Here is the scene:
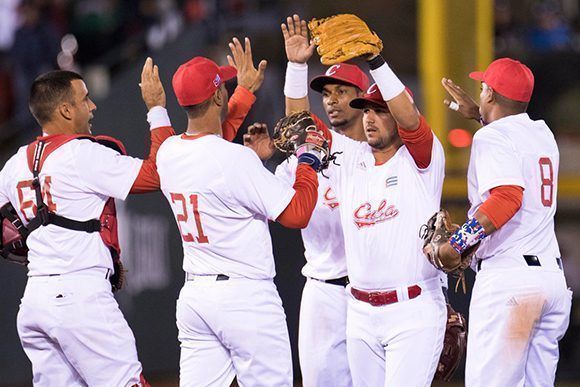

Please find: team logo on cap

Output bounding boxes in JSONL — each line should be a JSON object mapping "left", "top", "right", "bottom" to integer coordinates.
{"left": 213, "top": 74, "right": 221, "bottom": 87}
{"left": 367, "top": 84, "right": 379, "bottom": 94}
{"left": 326, "top": 64, "right": 341, "bottom": 76}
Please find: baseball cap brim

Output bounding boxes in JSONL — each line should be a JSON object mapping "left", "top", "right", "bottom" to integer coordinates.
{"left": 219, "top": 65, "right": 237, "bottom": 82}
{"left": 349, "top": 97, "right": 388, "bottom": 110}
{"left": 310, "top": 75, "right": 362, "bottom": 93}
{"left": 469, "top": 71, "right": 485, "bottom": 81}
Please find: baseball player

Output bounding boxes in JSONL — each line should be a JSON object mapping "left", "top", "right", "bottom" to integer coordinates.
{"left": 276, "top": 20, "right": 447, "bottom": 387}
{"left": 438, "top": 58, "right": 572, "bottom": 387}
{"left": 244, "top": 18, "right": 369, "bottom": 385}
{"left": 0, "top": 58, "right": 172, "bottom": 386}
{"left": 155, "top": 41, "right": 323, "bottom": 385}
{"left": 273, "top": 16, "right": 369, "bottom": 386}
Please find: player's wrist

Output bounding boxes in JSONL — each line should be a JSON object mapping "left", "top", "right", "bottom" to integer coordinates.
{"left": 147, "top": 106, "right": 171, "bottom": 130}
{"left": 449, "top": 217, "right": 487, "bottom": 255}
{"left": 284, "top": 62, "right": 308, "bottom": 99}
{"left": 369, "top": 59, "right": 405, "bottom": 101}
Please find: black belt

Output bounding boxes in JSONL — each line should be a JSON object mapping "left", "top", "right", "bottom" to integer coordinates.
{"left": 477, "top": 256, "right": 563, "bottom": 271}
{"left": 310, "top": 275, "right": 349, "bottom": 287}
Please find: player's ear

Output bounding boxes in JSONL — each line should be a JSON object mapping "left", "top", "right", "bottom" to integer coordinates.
{"left": 213, "top": 87, "right": 224, "bottom": 108}
{"left": 58, "top": 102, "right": 74, "bottom": 121}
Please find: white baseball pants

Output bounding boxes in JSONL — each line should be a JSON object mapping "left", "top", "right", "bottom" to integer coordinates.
{"left": 466, "top": 267, "right": 572, "bottom": 387}
{"left": 176, "top": 276, "right": 293, "bottom": 387}
{"left": 345, "top": 277, "right": 446, "bottom": 387}
{"left": 298, "top": 278, "right": 352, "bottom": 387}
{"left": 17, "top": 269, "right": 143, "bottom": 387}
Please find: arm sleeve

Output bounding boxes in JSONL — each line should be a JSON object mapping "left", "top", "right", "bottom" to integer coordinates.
{"left": 398, "top": 115, "right": 434, "bottom": 169}
{"left": 222, "top": 86, "right": 256, "bottom": 142}
{"left": 477, "top": 185, "right": 524, "bottom": 229}
{"left": 472, "top": 129, "right": 525, "bottom": 196}
{"left": 276, "top": 164, "right": 318, "bottom": 229}
{"left": 130, "top": 126, "right": 175, "bottom": 193}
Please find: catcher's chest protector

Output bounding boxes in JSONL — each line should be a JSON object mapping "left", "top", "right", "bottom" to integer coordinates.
{"left": 24, "top": 134, "right": 123, "bottom": 264}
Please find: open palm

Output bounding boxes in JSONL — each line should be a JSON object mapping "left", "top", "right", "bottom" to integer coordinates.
{"left": 282, "top": 14, "right": 315, "bottom": 64}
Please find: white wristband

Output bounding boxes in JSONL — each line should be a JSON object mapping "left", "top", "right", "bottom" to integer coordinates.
{"left": 147, "top": 106, "right": 171, "bottom": 130}
{"left": 369, "top": 62, "right": 405, "bottom": 101}
{"left": 284, "top": 62, "right": 308, "bottom": 99}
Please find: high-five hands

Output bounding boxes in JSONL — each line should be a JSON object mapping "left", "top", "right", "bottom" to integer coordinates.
{"left": 140, "top": 57, "right": 166, "bottom": 110}
{"left": 281, "top": 14, "right": 315, "bottom": 64}
{"left": 441, "top": 78, "right": 481, "bottom": 122}
{"left": 227, "top": 37, "right": 267, "bottom": 93}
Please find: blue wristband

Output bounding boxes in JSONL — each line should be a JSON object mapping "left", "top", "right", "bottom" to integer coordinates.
{"left": 298, "top": 153, "right": 321, "bottom": 172}
{"left": 449, "top": 217, "right": 487, "bottom": 255}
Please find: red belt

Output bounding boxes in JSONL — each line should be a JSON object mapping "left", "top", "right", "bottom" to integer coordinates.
{"left": 351, "top": 285, "right": 422, "bottom": 306}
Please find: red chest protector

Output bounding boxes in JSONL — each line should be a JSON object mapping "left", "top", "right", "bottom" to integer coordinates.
{"left": 21, "top": 134, "right": 127, "bottom": 291}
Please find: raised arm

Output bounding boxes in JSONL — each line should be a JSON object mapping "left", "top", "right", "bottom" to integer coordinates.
{"left": 131, "top": 57, "right": 175, "bottom": 193}
{"left": 282, "top": 14, "right": 316, "bottom": 115}
{"left": 222, "top": 37, "right": 267, "bottom": 141}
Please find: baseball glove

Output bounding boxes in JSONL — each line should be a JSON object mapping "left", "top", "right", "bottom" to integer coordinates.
{"left": 308, "top": 14, "right": 383, "bottom": 65}
{"left": 273, "top": 111, "right": 331, "bottom": 173}
{"left": 421, "top": 209, "right": 477, "bottom": 292}
{"left": 435, "top": 304, "right": 468, "bottom": 381}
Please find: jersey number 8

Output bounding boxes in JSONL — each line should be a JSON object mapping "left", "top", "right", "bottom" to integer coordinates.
{"left": 538, "top": 157, "right": 553, "bottom": 207}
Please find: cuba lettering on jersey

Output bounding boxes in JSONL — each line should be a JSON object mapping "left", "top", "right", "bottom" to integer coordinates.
{"left": 275, "top": 154, "right": 347, "bottom": 280}
{"left": 327, "top": 129, "right": 445, "bottom": 290}
{"left": 0, "top": 140, "right": 142, "bottom": 275}
{"left": 156, "top": 133, "right": 295, "bottom": 279}
{"left": 468, "top": 113, "right": 560, "bottom": 268}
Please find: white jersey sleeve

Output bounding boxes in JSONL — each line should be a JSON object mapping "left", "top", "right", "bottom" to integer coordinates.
{"left": 471, "top": 129, "right": 525, "bottom": 196}
{"left": 0, "top": 165, "right": 9, "bottom": 207}
{"left": 72, "top": 140, "right": 143, "bottom": 200}
{"left": 224, "top": 146, "right": 295, "bottom": 221}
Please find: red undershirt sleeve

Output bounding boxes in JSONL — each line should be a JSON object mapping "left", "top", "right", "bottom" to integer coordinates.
{"left": 478, "top": 185, "right": 524, "bottom": 229}
{"left": 398, "top": 115, "right": 433, "bottom": 169}
{"left": 130, "top": 126, "right": 175, "bottom": 193}
{"left": 276, "top": 164, "right": 318, "bottom": 228}
{"left": 222, "top": 86, "right": 256, "bottom": 142}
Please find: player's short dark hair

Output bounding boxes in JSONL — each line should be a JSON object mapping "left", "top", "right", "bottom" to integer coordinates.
{"left": 29, "top": 70, "right": 84, "bottom": 125}
{"left": 493, "top": 91, "right": 528, "bottom": 114}
{"left": 183, "top": 98, "right": 213, "bottom": 119}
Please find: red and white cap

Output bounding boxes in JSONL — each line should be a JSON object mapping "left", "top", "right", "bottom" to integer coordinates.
{"left": 469, "top": 58, "right": 534, "bottom": 103}
{"left": 349, "top": 83, "right": 413, "bottom": 110}
{"left": 172, "top": 57, "right": 237, "bottom": 106}
{"left": 310, "top": 63, "right": 370, "bottom": 93}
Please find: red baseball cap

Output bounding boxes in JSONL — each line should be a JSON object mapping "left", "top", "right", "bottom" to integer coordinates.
{"left": 172, "top": 57, "right": 237, "bottom": 106}
{"left": 310, "top": 63, "right": 370, "bottom": 93}
{"left": 349, "top": 83, "right": 413, "bottom": 110}
{"left": 469, "top": 58, "right": 534, "bottom": 103}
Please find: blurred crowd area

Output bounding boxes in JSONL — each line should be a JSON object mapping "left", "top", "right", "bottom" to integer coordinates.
{"left": 0, "top": 0, "right": 281, "bottom": 147}
{"left": 1, "top": 0, "right": 580, "bottom": 147}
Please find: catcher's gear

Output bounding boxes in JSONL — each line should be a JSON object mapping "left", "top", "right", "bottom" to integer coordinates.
{"left": 273, "top": 111, "right": 331, "bottom": 173}
{"left": 308, "top": 14, "right": 383, "bottom": 65}
{"left": 435, "top": 304, "right": 468, "bottom": 381}
{"left": 22, "top": 135, "right": 128, "bottom": 291}
{"left": 421, "top": 209, "right": 478, "bottom": 292}
{"left": 0, "top": 203, "right": 29, "bottom": 265}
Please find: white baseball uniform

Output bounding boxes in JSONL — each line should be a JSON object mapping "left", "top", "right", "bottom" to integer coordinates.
{"left": 0, "top": 138, "right": 144, "bottom": 386}
{"left": 276, "top": 154, "right": 352, "bottom": 387}
{"left": 465, "top": 113, "right": 572, "bottom": 387}
{"left": 157, "top": 133, "right": 297, "bottom": 386}
{"left": 320, "top": 116, "right": 447, "bottom": 387}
